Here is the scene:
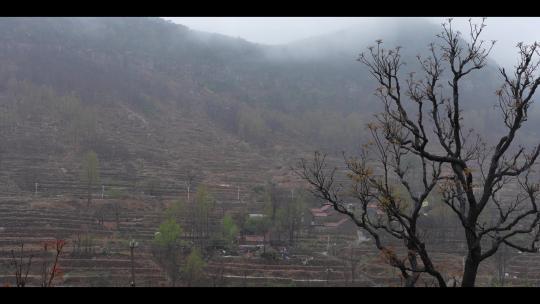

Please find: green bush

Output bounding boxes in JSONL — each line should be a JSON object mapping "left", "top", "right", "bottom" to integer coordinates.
{"left": 260, "top": 248, "right": 280, "bottom": 261}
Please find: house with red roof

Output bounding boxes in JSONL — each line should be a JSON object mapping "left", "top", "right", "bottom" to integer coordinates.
{"left": 309, "top": 202, "right": 357, "bottom": 234}
{"left": 310, "top": 203, "right": 334, "bottom": 226}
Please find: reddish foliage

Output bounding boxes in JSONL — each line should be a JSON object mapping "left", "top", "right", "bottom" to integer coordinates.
{"left": 42, "top": 239, "right": 66, "bottom": 287}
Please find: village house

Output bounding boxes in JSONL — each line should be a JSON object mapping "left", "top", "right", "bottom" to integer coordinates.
{"left": 309, "top": 203, "right": 357, "bottom": 234}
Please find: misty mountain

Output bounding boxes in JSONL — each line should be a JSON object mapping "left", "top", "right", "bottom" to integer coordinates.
{"left": 0, "top": 17, "right": 524, "bottom": 196}
{"left": 263, "top": 17, "right": 501, "bottom": 107}
{"left": 265, "top": 18, "right": 441, "bottom": 61}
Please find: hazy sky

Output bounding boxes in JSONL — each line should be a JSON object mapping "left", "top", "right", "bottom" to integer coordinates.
{"left": 163, "top": 17, "right": 540, "bottom": 68}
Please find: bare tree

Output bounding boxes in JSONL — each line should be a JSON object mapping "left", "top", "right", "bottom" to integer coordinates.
{"left": 10, "top": 243, "right": 33, "bottom": 287}
{"left": 49, "top": 241, "right": 65, "bottom": 286}
{"left": 299, "top": 150, "right": 446, "bottom": 287}
{"left": 40, "top": 239, "right": 66, "bottom": 287}
{"left": 493, "top": 243, "right": 508, "bottom": 286}
{"left": 347, "top": 243, "right": 360, "bottom": 285}
{"left": 298, "top": 18, "right": 540, "bottom": 287}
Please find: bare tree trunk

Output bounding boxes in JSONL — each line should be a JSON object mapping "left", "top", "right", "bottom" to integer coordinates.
{"left": 404, "top": 276, "right": 419, "bottom": 287}
{"left": 462, "top": 256, "right": 480, "bottom": 287}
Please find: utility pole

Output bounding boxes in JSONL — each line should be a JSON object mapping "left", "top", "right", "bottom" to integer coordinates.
{"left": 129, "top": 239, "right": 138, "bottom": 287}
{"left": 185, "top": 169, "right": 196, "bottom": 203}
{"left": 326, "top": 235, "right": 330, "bottom": 254}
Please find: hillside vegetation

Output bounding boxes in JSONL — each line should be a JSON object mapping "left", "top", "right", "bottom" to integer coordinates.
{"left": 0, "top": 17, "right": 524, "bottom": 196}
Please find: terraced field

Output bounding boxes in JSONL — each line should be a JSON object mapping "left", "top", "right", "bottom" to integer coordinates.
{"left": 0, "top": 197, "right": 169, "bottom": 286}
{"left": 0, "top": 191, "right": 534, "bottom": 287}
{"left": 0, "top": 195, "right": 387, "bottom": 287}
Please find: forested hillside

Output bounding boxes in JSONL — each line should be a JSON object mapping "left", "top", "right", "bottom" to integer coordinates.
{"left": 0, "top": 17, "right": 521, "bottom": 196}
